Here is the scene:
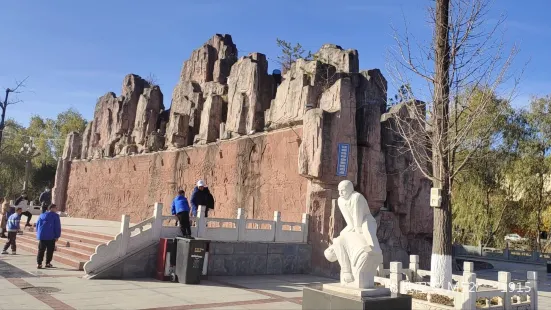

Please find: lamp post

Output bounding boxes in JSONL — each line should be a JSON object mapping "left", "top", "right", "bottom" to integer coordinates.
{"left": 19, "top": 138, "right": 39, "bottom": 192}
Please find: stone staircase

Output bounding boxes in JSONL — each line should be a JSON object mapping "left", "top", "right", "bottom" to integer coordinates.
{"left": 16, "top": 227, "right": 114, "bottom": 270}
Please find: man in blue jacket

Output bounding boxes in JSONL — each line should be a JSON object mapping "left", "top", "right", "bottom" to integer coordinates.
{"left": 36, "top": 204, "right": 61, "bottom": 269}
{"left": 171, "top": 190, "right": 192, "bottom": 238}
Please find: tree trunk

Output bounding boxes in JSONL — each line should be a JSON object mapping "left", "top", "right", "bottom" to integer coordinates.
{"left": 0, "top": 89, "right": 9, "bottom": 150}
{"left": 430, "top": 0, "right": 453, "bottom": 289}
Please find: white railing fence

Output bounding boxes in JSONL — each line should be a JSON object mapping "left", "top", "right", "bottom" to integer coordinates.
{"left": 161, "top": 206, "right": 309, "bottom": 243}
{"left": 374, "top": 255, "right": 538, "bottom": 310}
{"left": 84, "top": 204, "right": 309, "bottom": 275}
{"left": 84, "top": 203, "right": 163, "bottom": 275}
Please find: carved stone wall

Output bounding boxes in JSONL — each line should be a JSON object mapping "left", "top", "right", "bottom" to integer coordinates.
{"left": 65, "top": 128, "right": 306, "bottom": 222}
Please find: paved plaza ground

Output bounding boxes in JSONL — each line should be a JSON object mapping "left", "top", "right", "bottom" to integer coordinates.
{"left": 1, "top": 249, "right": 551, "bottom": 309}
{"left": 0, "top": 249, "right": 330, "bottom": 309}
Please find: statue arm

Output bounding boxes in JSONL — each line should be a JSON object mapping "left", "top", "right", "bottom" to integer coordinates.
{"left": 353, "top": 195, "right": 365, "bottom": 229}
{"left": 338, "top": 198, "right": 355, "bottom": 232}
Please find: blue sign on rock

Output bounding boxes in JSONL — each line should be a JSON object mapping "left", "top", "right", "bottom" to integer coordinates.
{"left": 336, "top": 143, "right": 350, "bottom": 177}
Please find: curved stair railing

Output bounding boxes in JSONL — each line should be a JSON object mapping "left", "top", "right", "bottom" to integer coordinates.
{"left": 83, "top": 203, "right": 163, "bottom": 275}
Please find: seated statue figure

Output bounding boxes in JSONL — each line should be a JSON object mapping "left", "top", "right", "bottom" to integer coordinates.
{"left": 324, "top": 180, "right": 383, "bottom": 289}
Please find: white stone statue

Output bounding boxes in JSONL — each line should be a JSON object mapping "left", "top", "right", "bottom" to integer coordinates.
{"left": 324, "top": 180, "right": 383, "bottom": 290}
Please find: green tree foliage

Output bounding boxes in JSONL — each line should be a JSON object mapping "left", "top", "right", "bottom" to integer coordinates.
{"left": 51, "top": 109, "right": 87, "bottom": 159}
{"left": 0, "top": 109, "right": 87, "bottom": 200}
{"left": 0, "top": 120, "right": 27, "bottom": 198}
{"left": 452, "top": 95, "right": 551, "bottom": 251}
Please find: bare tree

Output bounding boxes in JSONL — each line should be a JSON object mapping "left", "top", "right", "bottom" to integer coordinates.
{"left": 0, "top": 77, "right": 28, "bottom": 150}
{"left": 145, "top": 73, "right": 159, "bottom": 87}
{"left": 387, "top": 0, "right": 519, "bottom": 288}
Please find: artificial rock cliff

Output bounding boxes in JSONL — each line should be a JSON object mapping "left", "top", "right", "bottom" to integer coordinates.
{"left": 54, "top": 34, "right": 433, "bottom": 274}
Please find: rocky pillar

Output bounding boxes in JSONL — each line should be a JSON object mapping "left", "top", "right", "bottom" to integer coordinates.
{"left": 355, "top": 69, "right": 387, "bottom": 212}
{"left": 52, "top": 132, "right": 82, "bottom": 212}
{"left": 298, "top": 77, "right": 358, "bottom": 278}
{"left": 226, "top": 53, "right": 273, "bottom": 136}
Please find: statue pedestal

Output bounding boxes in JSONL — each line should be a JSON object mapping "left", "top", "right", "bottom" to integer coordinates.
{"left": 323, "top": 283, "right": 390, "bottom": 297}
{"left": 302, "top": 284, "right": 412, "bottom": 310}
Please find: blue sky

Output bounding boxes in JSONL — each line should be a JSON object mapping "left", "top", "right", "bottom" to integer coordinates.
{"left": 0, "top": 0, "right": 549, "bottom": 126}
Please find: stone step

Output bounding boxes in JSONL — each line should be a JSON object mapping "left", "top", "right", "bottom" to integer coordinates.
{"left": 18, "top": 231, "right": 99, "bottom": 254}
{"left": 57, "top": 232, "right": 110, "bottom": 247}
{"left": 57, "top": 239, "right": 97, "bottom": 254}
{"left": 17, "top": 235, "right": 93, "bottom": 261}
{"left": 16, "top": 241, "right": 85, "bottom": 270}
{"left": 62, "top": 228, "right": 115, "bottom": 241}
{"left": 23, "top": 226, "right": 115, "bottom": 242}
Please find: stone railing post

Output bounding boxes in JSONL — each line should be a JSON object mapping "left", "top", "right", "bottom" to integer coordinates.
{"left": 273, "top": 211, "right": 281, "bottom": 242}
{"left": 409, "top": 255, "right": 419, "bottom": 282}
{"left": 527, "top": 271, "right": 538, "bottom": 310}
{"left": 152, "top": 203, "right": 163, "bottom": 241}
{"left": 504, "top": 243, "right": 510, "bottom": 260}
{"left": 196, "top": 205, "right": 207, "bottom": 238}
{"left": 532, "top": 250, "right": 540, "bottom": 262}
{"left": 498, "top": 271, "right": 512, "bottom": 309}
{"left": 377, "top": 263, "right": 385, "bottom": 277}
{"left": 301, "top": 213, "right": 309, "bottom": 243}
{"left": 389, "top": 262, "right": 402, "bottom": 295}
{"left": 459, "top": 272, "right": 477, "bottom": 310}
{"left": 463, "top": 261, "right": 474, "bottom": 278}
{"left": 236, "top": 208, "right": 245, "bottom": 241}
{"left": 118, "top": 214, "right": 130, "bottom": 258}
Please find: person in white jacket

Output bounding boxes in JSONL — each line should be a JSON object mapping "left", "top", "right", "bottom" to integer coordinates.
{"left": 14, "top": 193, "right": 33, "bottom": 228}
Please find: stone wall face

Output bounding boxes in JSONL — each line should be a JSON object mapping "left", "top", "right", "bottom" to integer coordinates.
{"left": 64, "top": 128, "right": 306, "bottom": 222}
{"left": 208, "top": 242, "right": 311, "bottom": 276}
{"left": 93, "top": 241, "right": 311, "bottom": 279}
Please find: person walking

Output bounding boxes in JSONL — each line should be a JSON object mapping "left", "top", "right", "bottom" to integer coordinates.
{"left": 14, "top": 192, "right": 33, "bottom": 228}
{"left": 2, "top": 207, "right": 22, "bottom": 255}
{"left": 36, "top": 204, "right": 61, "bottom": 269}
{"left": 171, "top": 190, "right": 192, "bottom": 238}
{"left": 1, "top": 198, "right": 10, "bottom": 238}
{"left": 39, "top": 188, "right": 52, "bottom": 214}
{"left": 190, "top": 180, "right": 215, "bottom": 218}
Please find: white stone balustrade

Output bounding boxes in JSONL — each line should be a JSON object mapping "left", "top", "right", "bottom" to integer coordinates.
{"left": 85, "top": 203, "right": 309, "bottom": 276}
{"left": 162, "top": 206, "right": 309, "bottom": 243}
{"left": 84, "top": 203, "right": 164, "bottom": 276}
{"left": 373, "top": 254, "right": 538, "bottom": 310}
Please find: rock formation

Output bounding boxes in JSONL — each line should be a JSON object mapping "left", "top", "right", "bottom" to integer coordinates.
{"left": 80, "top": 74, "right": 165, "bottom": 159}
{"left": 166, "top": 34, "right": 237, "bottom": 148}
{"left": 56, "top": 34, "right": 433, "bottom": 275}
{"left": 225, "top": 53, "right": 273, "bottom": 137}
{"left": 53, "top": 132, "right": 82, "bottom": 212}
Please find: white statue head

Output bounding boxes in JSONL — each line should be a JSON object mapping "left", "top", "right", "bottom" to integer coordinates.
{"left": 338, "top": 180, "right": 354, "bottom": 200}
{"left": 324, "top": 245, "right": 337, "bottom": 262}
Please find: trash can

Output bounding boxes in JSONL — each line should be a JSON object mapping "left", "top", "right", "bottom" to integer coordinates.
{"left": 175, "top": 237, "right": 210, "bottom": 284}
{"left": 155, "top": 238, "right": 177, "bottom": 281}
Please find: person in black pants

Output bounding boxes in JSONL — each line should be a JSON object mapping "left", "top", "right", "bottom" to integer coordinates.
{"left": 15, "top": 193, "right": 33, "bottom": 228}
{"left": 171, "top": 190, "right": 192, "bottom": 238}
{"left": 39, "top": 188, "right": 52, "bottom": 214}
{"left": 35, "top": 204, "right": 61, "bottom": 269}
